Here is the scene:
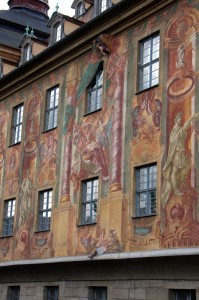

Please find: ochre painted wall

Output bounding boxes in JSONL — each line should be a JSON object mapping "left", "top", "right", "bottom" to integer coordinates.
{"left": 0, "top": 0, "right": 199, "bottom": 262}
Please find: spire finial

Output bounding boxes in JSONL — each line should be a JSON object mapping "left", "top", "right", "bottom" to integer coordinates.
{"left": 55, "top": 3, "right": 59, "bottom": 12}
{"left": 25, "top": 25, "right": 30, "bottom": 35}
{"left": 30, "top": 28, "right": 34, "bottom": 37}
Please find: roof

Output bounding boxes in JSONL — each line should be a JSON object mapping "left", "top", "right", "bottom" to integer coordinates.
{"left": 0, "top": 8, "right": 50, "bottom": 48}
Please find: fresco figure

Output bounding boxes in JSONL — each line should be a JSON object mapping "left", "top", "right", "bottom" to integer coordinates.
{"left": 161, "top": 112, "right": 199, "bottom": 208}
{"left": 176, "top": 43, "right": 186, "bottom": 69}
{"left": 18, "top": 169, "right": 32, "bottom": 228}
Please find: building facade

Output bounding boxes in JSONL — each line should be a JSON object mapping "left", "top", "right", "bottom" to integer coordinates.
{"left": 0, "top": 0, "right": 199, "bottom": 299}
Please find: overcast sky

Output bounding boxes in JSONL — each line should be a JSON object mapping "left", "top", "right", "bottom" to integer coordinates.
{"left": 0, "top": 0, "right": 74, "bottom": 17}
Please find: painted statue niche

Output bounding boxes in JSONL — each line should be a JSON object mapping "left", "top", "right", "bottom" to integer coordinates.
{"left": 161, "top": 111, "right": 199, "bottom": 247}
{"left": 5, "top": 149, "right": 19, "bottom": 195}
{"left": 38, "top": 131, "right": 58, "bottom": 184}
{"left": 70, "top": 107, "right": 113, "bottom": 194}
{"left": 13, "top": 169, "right": 34, "bottom": 260}
{"left": 132, "top": 90, "right": 162, "bottom": 144}
{"left": 0, "top": 105, "right": 9, "bottom": 193}
{"left": 24, "top": 91, "right": 41, "bottom": 158}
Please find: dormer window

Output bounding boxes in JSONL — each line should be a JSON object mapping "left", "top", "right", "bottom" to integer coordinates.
{"left": 55, "top": 23, "right": 61, "bottom": 42}
{"left": 77, "top": 2, "right": 84, "bottom": 17}
{"left": 95, "top": 0, "right": 112, "bottom": 16}
{"left": 24, "top": 44, "right": 31, "bottom": 62}
{"left": 99, "top": 0, "right": 107, "bottom": 13}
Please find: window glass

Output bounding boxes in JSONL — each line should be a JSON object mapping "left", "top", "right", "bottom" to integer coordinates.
{"left": 12, "top": 104, "right": 24, "bottom": 144}
{"left": 2, "top": 199, "right": 15, "bottom": 236}
{"left": 82, "top": 178, "right": 98, "bottom": 224}
{"left": 169, "top": 290, "right": 196, "bottom": 300}
{"left": 139, "top": 34, "right": 160, "bottom": 91}
{"left": 45, "top": 86, "right": 59, "bottom": 131}
{"left": 88, "top": 287, "right": 107, "bottom": 300}
{"left": 55, "top": 24, "right": 61, "bottom": 42}
{"left": 45, "top": 287, "right": 59, "bottom": 300}
{"left": 7, "top": 286, "right": 20, "bottom": 300}
{"left": 38, "top": 189, "right": 52, "bottom": 231}
{"left": 86, "top": 63, "right": 103, "bottom": 114}
{"left": 136, "top": 164, "right": 157, "bottom": 217}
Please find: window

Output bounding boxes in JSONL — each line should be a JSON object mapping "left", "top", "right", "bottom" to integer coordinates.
{"left": 169, "top": 289, "right": 196, "bottom": 300}
{"left": 38, "top": 189, "right": 52, "bottom": 231}
{"left": 44, "top": 287, "right": 59, "bottom": 300}
{"left": 86, "top": 63, "right": 103, "bottom": 114}
{"left": 24, "top": 43, "right": 31, "bottom": 62}
{"left": 11, "top": 104, "right": 24, "bottom": 144}
{"left": 45, "top": 86, "right": 59, "bottom": 131}
{"left": 99, "top": 0, "right": 108, "bottom": 12}
{"left": 7, "top": 286, "right": 20, "bottom": 300}
{"left": 2, "top": 199, "right": 15, "bottom": 237}
{"left": 139, "top": 33, "right": 160, "bottom": 91}
{"left": 88, "top": 287, "right": 107, "bottom": 300}
{"left": 82, "top": 178, "right": 98, "bottom": 225}
{"left": 135, "top": 164, "right": 157, "bottom": 217}
{"left": 77, "top": 2, "right": 84, "bottom": 17}
{"left": 55, "top": 23, "right": 61, "bottom": 42}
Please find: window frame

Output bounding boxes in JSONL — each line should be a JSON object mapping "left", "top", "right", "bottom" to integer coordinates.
{"left": 2, "top": 199, "right": 16, "bottom": 237}
{"left": 38, "top": 189, "right": 53, "bottom": 232}
{"left": 11, "top": 103, "right": 24, "bottom": 145}
{"left": 135, "top": 164, "right": 157, "bottom": 217}
{"left": 88, "top": 287, "right": 107, "bottom": 300}
{"left": 7, "top": 286, "right": 20, "bottom": 300}
{"left": 138, "top": 32, "right": 160, "bottom": 92}
{"left": 81, "top": 178, "right": 99, "bottom": 225}
{"left": 86, "top": 62, "right": 103, "bottom": 115}
{"left": 44, "top": 85, "right": 59, "bottom": 132}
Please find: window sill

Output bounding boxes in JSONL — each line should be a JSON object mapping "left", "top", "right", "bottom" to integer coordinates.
{"left": 34, "top": 229, "right": 51, "bottom": 233}
{"left": 77, "top": 222, "right": 97, "bottom": 227}
{"left": 135, "top": 84, "right": 159, "bottom": 95}
{"left": 0, "top": 234, "right": 13, "bottom": 239}
{"left": 132, "top": 214, "right": 157, "bottom": 219}
{"left": 9, "top": 141, "right": 21, "bottom": 147}
{"left": 84, "top": 108, "right": 102, "bottom": 117}
{"left": 42, "top": 126, "right": 57, "bottom": 134}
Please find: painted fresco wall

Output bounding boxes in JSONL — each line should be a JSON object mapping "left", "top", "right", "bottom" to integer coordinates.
{"left": 1, "top": 0, "right": 199, "bottom": 262}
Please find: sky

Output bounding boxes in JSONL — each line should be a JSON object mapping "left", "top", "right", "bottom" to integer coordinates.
{"left": 0, "top": 0, "right": 74, "bottom": 17}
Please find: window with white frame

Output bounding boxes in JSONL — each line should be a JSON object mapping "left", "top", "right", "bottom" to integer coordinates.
{"left": 98, "top": 0, "right": 111, "bottom": 14}
{"left": 88, "top": 287, "right": 107, "bottom": 300}
{"left": 139, "top": 33, "right": 160, "bottom": 91}
{"left": 44, "top": 86, "right": 59, "bottom": 131}
{"left": 135, "top": 164, "right": 157, "bottom": 217}
{"left": 82, "top": 178, "right": 98, "bottom": 225}
{"left": 7, "top": 286, "right": 20, "bottom": 300}
{"left": 11, "top": 103, "right": 24, "bottom": 144}
{"left": 86, "top": 63, "right": 103, "bottom": 114}
{"left": 2, "top": 199, "right": 15, "bottom": 236}
{"left": 45, "top": 286, "right": 59, "bottom": 300}
{"left": 38, "top": 189, "right": 52, "bottom": 231}
{"left": 169, "top": 289, "right": 196, "bottom": 300}
{"left": 55, "top": 23, "right": 61, "bottom": 42}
